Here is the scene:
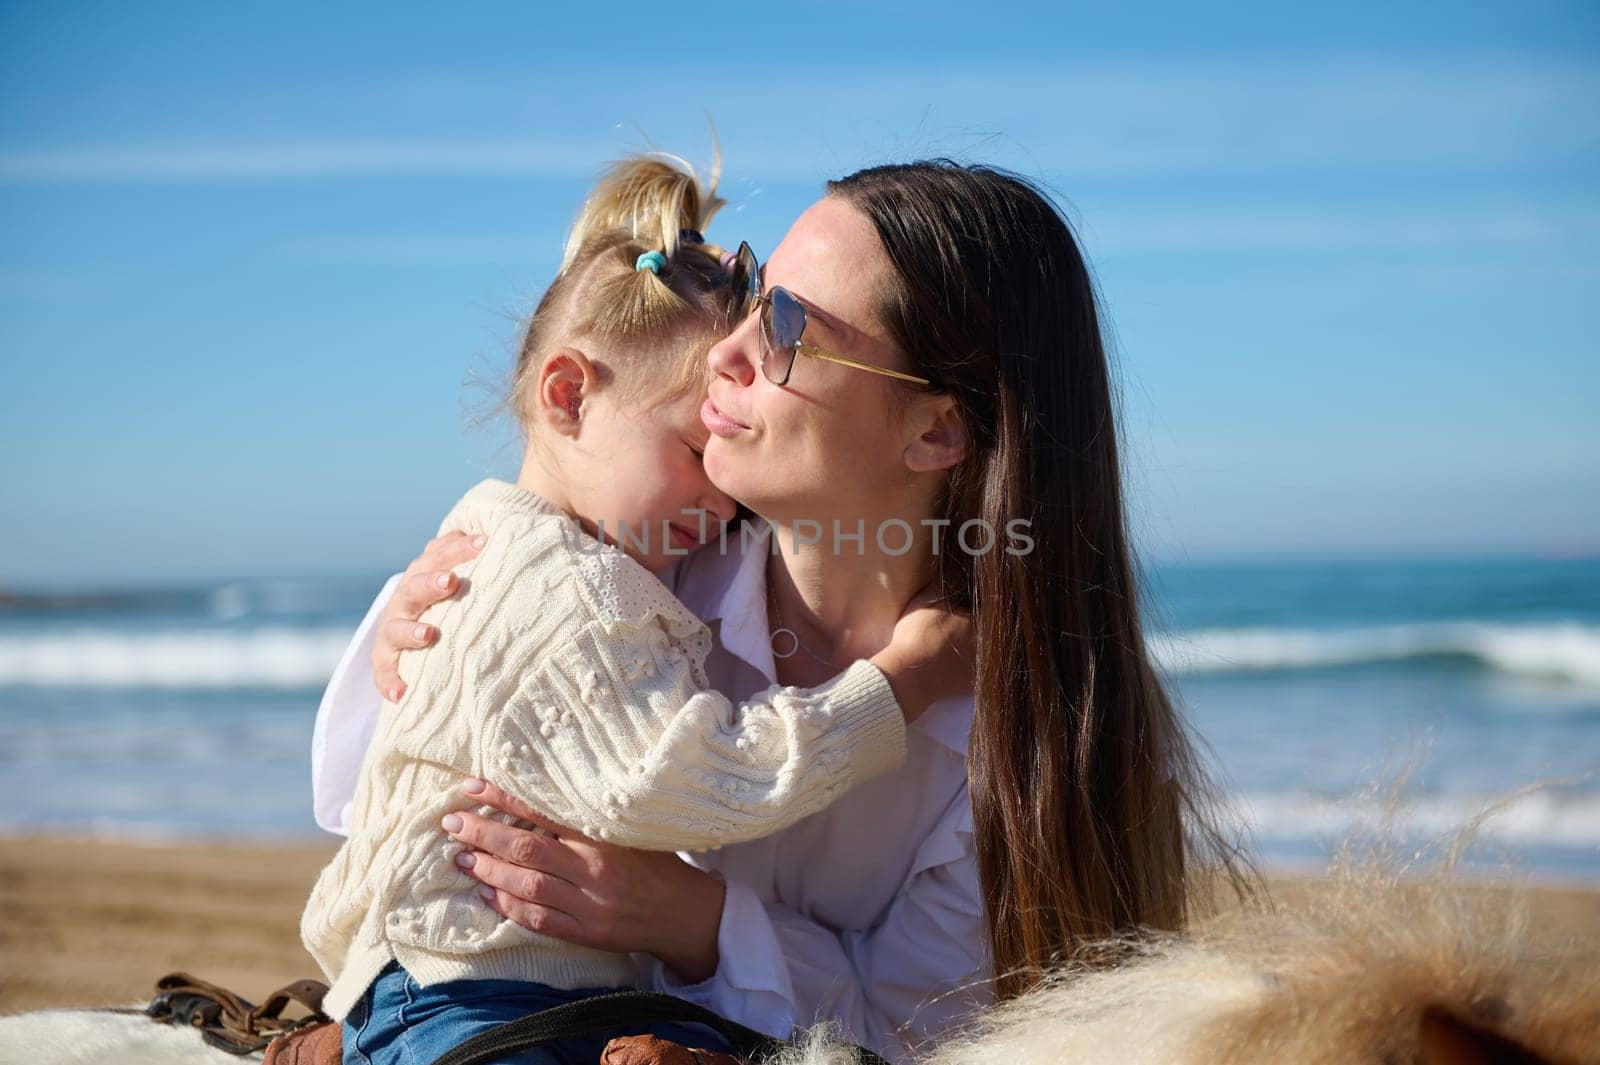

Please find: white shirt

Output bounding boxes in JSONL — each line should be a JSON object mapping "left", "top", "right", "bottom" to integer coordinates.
{"left": 310, "top": 524, "right": 990, "bottom": 1062}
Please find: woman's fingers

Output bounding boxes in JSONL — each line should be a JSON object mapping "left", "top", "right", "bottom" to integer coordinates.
{"left": 476, "top": 885, "right": 584, "bottom": 942}
{"left": 447, "top": 808, "right": 607, "bottom": 948}
{"left": 368, "top": 532, "right": 486, "bottom": 697}
{"left": 458, "top": 850, "right": 588, "bottom": 916}
{"left": 372, "top": 573, "right": 452, "bottom": 697}
{"left": 393, "top": 531, "right": 488, "bottom": 620}
{"left": 384, "top": 617, "right": 437, "bottom": 650}
{"left": 461, "top": 779, "right": 593, "bottom": 843}
{"left": 373, "top": 667, "right": 403, "bottom": 703}
{"left": 394, "top": 569, "right": 458, "bottom": 619}
{"left": 406, "top": 530, "right": 488, "bottom": 577}
{"left": 371, "top": 618, "right": 438, "bottom": 700}
{"left": 443, "top": 809, "right": 585, "bottom": 881}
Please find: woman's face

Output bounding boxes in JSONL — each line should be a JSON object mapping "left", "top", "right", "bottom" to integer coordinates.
{"left": 700, "top": 197, "right": 936, "bottom": 527}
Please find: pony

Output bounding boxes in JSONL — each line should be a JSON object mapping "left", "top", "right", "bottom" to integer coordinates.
{"left": 769, "top": 787, "right": 1600, "bottom": 1065}
{"left": 5, "top": 795, "right": 1597, "bottom": 1065}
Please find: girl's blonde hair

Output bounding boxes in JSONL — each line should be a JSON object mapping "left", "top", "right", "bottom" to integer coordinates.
{"left": 511, "top": 153, "right": 736, "bottom": 430}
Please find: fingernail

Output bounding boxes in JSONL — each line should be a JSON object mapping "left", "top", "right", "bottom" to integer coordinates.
{"left": 388, "top": 687, "right": 401, "bottom": 701}
{"left": 413, "top": 624, "right": 429, "bottom": 641}
{"left": 464, "top": 778, "right": 486, "bottom": 795}
{"left": 455, "top": 852, "right": 476, "bottom": 869}
{"left": 472, "top": 534, "right": 487, "bottom": 550}
{"left": 478, "top": 885, "right": 496, "bottom": 902}
{"left": 442, "top": 814, "right": 463, "bottom": 833}
{"left": 436, "top": 573, "right": 452, "bottom": 588}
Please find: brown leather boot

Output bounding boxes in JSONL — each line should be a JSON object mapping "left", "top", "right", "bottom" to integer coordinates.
{"left": 262, "top": 1020, "right": 344, "bottom": 1065}
{"left": 602, "top": 1033, "right": 746, "bottom": 1065}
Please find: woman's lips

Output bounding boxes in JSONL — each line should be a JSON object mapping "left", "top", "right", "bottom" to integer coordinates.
{"left": 667, "top": 522, "right": 698, "bottom": 550}
{"left": 701, "top": 397, "right": 748, "bottom": 438}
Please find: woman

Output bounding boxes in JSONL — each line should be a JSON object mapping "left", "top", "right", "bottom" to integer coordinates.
{"left": 314, "top": 160, "right": 1237, "bottom": 1062}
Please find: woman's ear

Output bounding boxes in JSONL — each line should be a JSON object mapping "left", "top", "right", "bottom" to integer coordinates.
{"left": 903, "top": 394, "right": 967, "bottom": 473}
{"left": 536, "top": 347, "right": 598, "bottom": 438}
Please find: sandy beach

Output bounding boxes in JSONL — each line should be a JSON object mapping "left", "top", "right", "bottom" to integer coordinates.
{"left": 0, "top": 836, "right": 338, "bottom": 1013}
{"left": 1, "top": 834, "right": 1597, "bottom": 1018}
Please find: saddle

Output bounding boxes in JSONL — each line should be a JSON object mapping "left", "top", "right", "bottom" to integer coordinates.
{"left": 255, "top": 1025, "right": 743, "bottom": 1065}
{"left": 256, "top": 1022, "right": 744, "bottom": 1065}
{"left": 141, "top": 971, "right": 332, "bottom": 1056}
{"left": 139, "top": 973, "right": 883, "bottom": 1065}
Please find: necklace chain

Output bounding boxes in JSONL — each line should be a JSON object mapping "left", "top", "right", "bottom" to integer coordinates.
{"left": 769, "top": 591, "right": 837, "bottom": 669}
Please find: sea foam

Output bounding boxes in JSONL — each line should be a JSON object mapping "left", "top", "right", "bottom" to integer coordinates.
{"left": 0, "top": 626, "right": 355, "bottom": 688}
{"left": 1153, "top": 621, "right": 1600, "bottom": 690}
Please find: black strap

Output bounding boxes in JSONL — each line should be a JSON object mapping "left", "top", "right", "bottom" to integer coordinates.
{"left": 427, "top": 989, "right": 890, "bottom": 1065}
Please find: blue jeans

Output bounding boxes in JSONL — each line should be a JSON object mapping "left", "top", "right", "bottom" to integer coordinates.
{"left": 343, "top": 961, "right": 735, "bottom": 1065}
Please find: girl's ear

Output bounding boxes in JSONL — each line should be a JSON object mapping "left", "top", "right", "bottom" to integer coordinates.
{"left": 904, "top": 394, "right": 967, "bottom": 473}
{"left": 537, "top": 347, "right": 599, "bottom": 438}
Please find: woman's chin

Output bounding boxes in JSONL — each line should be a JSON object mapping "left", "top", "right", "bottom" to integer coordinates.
{"left": 704, "top": 454, "right": 753, "bottom": 503}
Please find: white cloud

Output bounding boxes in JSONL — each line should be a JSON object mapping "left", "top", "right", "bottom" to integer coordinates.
{"left": 1080, "top": 200, "right": 1600, "bottom": 253}
{"left": 275, "top": 232, "right": 560, "bottom": 266}
{"left": 2, "top": 52, "right": 1594, "bottom": 183}
{"left": 0, "top": 141, "right": 604, "bottom": 181}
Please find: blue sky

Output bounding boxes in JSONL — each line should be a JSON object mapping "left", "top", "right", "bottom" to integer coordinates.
{"left": 2, "top": 1, "right": 1597, "bottom": 585}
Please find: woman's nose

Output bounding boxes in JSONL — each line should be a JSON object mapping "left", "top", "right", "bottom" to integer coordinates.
{"left": 707, "top": 313, "right": 758, "bottom": 387}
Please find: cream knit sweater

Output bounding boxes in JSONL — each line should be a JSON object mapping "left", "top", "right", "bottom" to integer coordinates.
{"left": 301, "top": 479, "right": 907, "bottom": 1020}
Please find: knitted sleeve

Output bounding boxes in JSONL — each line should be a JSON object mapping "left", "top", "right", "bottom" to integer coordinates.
{"left": 480, "top": 620, "right": 907, "bottom": 851}
{"left": 460, "top": 543, "right": 908, "bottom": 852}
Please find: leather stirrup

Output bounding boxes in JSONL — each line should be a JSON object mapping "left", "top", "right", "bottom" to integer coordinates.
{"left": 144, "top": 971, "right": 332, "bottom": 1056}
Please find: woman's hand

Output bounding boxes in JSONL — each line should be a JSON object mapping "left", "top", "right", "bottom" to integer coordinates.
{"left": 371, "top": 530, "right": 487, "bottom": 700}
{"left": 443, "top": 779, "right": 728, "bottom": 985}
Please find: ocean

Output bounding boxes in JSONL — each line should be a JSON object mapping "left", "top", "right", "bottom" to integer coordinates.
{"left": 2, "top": 557, "right": 1597, "bottom": 880}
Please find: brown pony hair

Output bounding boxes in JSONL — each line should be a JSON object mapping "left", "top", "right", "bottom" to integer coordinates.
{"left": 828, "top": 161, "right": 1251, "bottom": 1002}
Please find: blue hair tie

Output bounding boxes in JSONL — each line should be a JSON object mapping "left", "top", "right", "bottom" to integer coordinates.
{"left": 635, "top": 250, "right": 667, "bottom": 275}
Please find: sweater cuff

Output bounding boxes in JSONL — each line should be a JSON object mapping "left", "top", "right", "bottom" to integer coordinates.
{"left": 812, "top": 659, "right": 908, "bottom": 783}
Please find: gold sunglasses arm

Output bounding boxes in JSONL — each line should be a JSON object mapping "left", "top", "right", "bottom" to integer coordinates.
{"left": 798, "top": 343, "right": 931, "bottom": 385}
{"left": 752, "top": 292, "right": 932, "bottom": 385}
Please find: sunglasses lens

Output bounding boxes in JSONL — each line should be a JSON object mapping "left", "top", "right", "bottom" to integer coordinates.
{"left": 731, "top": 242, "right": 760, "bottom": 316}
{"left": 770, "top": 287, "right": 805, "bottom": 346}
{"left": 758, "top": 301, "right": 789, "bottom": 385}
{"left": 762, "top": 288, "right": 807, "bottom": 385}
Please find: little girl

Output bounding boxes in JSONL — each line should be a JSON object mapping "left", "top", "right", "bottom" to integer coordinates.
{"left": 301, "top": 155, "right": 962, "bottom": 1064}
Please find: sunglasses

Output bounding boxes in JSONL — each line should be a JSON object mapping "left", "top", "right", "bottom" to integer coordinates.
{"left": 727, "top": 241, "right": 931, "bottom": 388}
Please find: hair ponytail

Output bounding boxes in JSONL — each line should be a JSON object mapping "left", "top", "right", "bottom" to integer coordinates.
{"left": 584, "top": 238, "right": 716, "bottom": 342}
{"left": 511, "top": 151, "right": 737, "bottom": 428}
{"left": 559, "top": 153, "right": 726, "bottom": 273}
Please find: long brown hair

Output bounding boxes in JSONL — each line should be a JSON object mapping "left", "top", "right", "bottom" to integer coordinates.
{"left": 828, "top": 161, "right": 1249, "bottom": 1002}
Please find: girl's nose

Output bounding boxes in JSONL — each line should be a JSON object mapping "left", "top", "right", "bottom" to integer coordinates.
{"left": 699, "top": 484, "right": 739, "bottom": 528}
{"left": 707, "top": 313, "right": 758, "bottom": 388}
